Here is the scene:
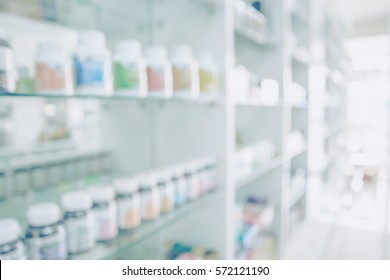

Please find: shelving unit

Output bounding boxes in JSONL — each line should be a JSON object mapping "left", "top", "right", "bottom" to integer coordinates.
{"left": 0, "top": 0, "right": 324, "bottom": 260}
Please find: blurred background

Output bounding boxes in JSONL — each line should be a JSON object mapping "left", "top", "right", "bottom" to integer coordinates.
{"left": 0, "top": 0, "right": 389, "bottom": 260}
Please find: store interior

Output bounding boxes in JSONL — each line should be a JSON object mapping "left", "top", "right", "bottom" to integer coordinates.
{"left": 0, "top": 0, "right": 389, "bottom": 260}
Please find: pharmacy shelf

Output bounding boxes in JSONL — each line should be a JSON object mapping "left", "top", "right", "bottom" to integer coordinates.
{"left": 71, "top": 190, "right": 224, "bottom": 260}
{"left": 235, "top": 25, "right": 274, "bottom": 47}
{"left": 235, "top": 156, "right": 283, "bottom": 190}
{"left": 290, "top": 103, "right": 308, "bottom": 109}
{"left": 235, "top": 101, "right": 283, "bottom": 108}
{"left": 289, "top": 188, "right": 306, "bottom": 209}
{"left": 288, "top": 147, "right": 307, "bottom": 160}
{"left": 0, "top": 92, "right": 224, "bottom": 106}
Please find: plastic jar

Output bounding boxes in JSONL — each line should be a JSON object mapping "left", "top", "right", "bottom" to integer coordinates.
{"left": 35, "top": 42, "right": 73, "bottom": 94}
{"left": 205, "top": 158, "right": 217, "bottom": 192}
{"left": 145, "top": 46, "right": 172, "bottom": 98}
{"left": 0, "top": 219, "right": 26, "bottom": 260}
{"left": 198, "top": 51, "right": 219, "bottom": 98}
{"left": 139, "top": 173, "right": 160, "bottom": 221}
{"left": 113, "top": 40, "right": 147, "bottom": 97}
{"left": 170, "top": 166, "right": 186, "bottom": 207}
{"left": 170, "top": 45, "right": 199, "bottom": 98}
{"left": 156, "top": 170, "right": 175, "bottom": 213}
{"left": 61, "top": 191, "right": 96, "bottom": 254}
{"left": 74, "top": 30, "right": 112, "bottom": 95}
{"left": 25, "top": 203, "right": 67, "bottom": 260}
{"left": 184, "top": 163, "right": 201, "bottom": 202}
{"left": 0, "top": 28, "right": 15, "bottom": 92}
{"left": 89, "top": 185, "right": 118, "bottom": 241}
{"left": 114, "top": 177, "right": 141, "bottom": 230}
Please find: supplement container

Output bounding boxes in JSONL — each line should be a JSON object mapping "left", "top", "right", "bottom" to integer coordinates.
{"left": 184, "top": 163, "right": 201, "bottom": 202}
{"left": 0, "top": 28, "right": 15, "bottom": 92}
{"left": 89, "top": 185, "right": 118, "bottom": 241}
{"left": 11, "top": 157, "right": 31, "bottom": 195}
{"left": 25, "top": 203, "right": 67, "bottom": 260}
{"left": 35, "top": 41, "right": 73, "bottom": 94}
{"left": 170, "top": 166, "right": 186, "bottom": 207}
{"left": 74, "top": 30, "right": 112, "bottom": 95}
{"left": 145, "top": 46, "right": 172, "bottom": 98}
{"left": 114, "top": 177, "right": 141, "bottom": 230}
{"left": 0, "top": 218, "right": 26, "bottom": 260}
{"left": 156, "top": 170, "right": 174, "bottom": 213}
{"left": 61, "top": 191, "right": 96, "bottom": 254}
{"left": 113, "top": 40, "right": 147, "bottom": 97}
{"left": 205, "top": 158, "right": 217, "bottom": 192}
{"left": 139, "top": 173, "right": 160, "bottom": 221}
{"left": 170, "top": 45, "right": 199, "bottom": 98}
{"left": 16, "top": 67, "right": 34, "bottom": 93}
{"left": 198, "top": 51, "right": 219, "bottom": 98}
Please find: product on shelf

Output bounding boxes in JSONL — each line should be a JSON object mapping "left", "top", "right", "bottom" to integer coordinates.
{"left": 156, "top": 169, "right": 175, "bottom": 213}
{"left": 0, "top": 218, "right": 26, "bottom": 260}
{"left": 74, "top": 30, "right": 112, "bottom": 95}
{"left": 11, "top": 157, "right": 31, "bottom": 195}
{"left": 139, "top": 173, "right": 161, "bottom": 221}
{"left": 16, "top": 67, "right": 34, "bottom": 93}
{"left": 170, "top": 45, "right": 199, "bottom": 98}
{"left": 235, "top": 140, "right": 276, "bottom": 180}
{"left": 286, "top": 130, "right": 306, "bottom": 157}
{"left": 114, "top": 177, "right": 141, "bottom": 230}
{"left": 234, "top": 0, "right": 268, "bottom": 37}
{"left": 198, "top": 51, "right": 219, "bottom": 97}
{"left": 258, "top": 79, "right": 279, "bottom": 105}
{"left": 184, "top": 162, "right": 201, "bottom": 202}
{"left": 113, "top": 40, "right": 147, "bottom": 97}
{"left": 35, "top": 41, "right": 72, "bottom": 94}
{"left": 165, "top": 241, "right": 219, "bottom": 260}
{"left": 0, "top": 28, "right": 16, "bottom": 92}
{"left": 236, "top": 195, "right": 275, "bottom": 260}
{"left": 25, "top": 203, "right": 67, "bottom": 260}
{"left": 197, "top": 157, "right": 217, "bottom": 195}
{"left": 170, "top": 166, "right": 187, "bottom": 207}
{"left": 287, "top": 83, "right": 307, "bottom": 105}
{"left": 145, "top": 46, "right": 172, "bottom": 98}
{"left": 89, "top": 185, "right": 118, "bottom": 241}
{"left": 61, "top": 191, "right": 96, "bottom": 254}
{"left": 230, "top": 65, "right": 251, "bottom": 102}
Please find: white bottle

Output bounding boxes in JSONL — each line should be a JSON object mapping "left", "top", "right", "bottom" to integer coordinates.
{"left": 35, "top": 41, "right": 73, "bottom": 94}
{"left": 145, "top": 46, "right": 172, "bottom": 98}
{"left": 114, "top": 177, "right": 141, "bottom": 230}
{"left": 61, "top": 191, "right": 96, "bottom": 254}
{"left": 88, "top": 185, "right": 118, "bottom": 241}
{"left": 0, "top": 28, "right": 16, "bottom": 92}
{"left": 74, "top": 30, "right": 112, "bottom": 96}
{"left": 113, "top": 40, "right": 147, "bottom": 97}
{"left": 0, "top": 219, "right": 26, "bottom": 260}
{"left": 170, "top": 45, "right": 199, "bottom": 98}
{"left": 25, "top": 203, "right": 67, "bottom": 260}
{"left": 198, "top": 51, "right": 219, "bottom": 98}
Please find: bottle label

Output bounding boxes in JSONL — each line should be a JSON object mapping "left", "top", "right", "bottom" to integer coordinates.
{"left": 147, "top": 66, "right": 165, "bottom": 92}
{"left": 27, "top": 230, "right": 67, "bottom": 260}
{"left": 74, "top": 56, "right": 105, "bottom": 86}
{"left": 114, "top": 62, "right": 139, "bottom": 90}
{"left": 117, "top": 196, "right": 141, "bottom": 229}
{"left": 172, "top": 65, "right": 191, "bottom": 93}
{"left": 93, "top": 205, "right": 118, "bottom": 241}
{"left": 65, "top": 215, "right": 95, "bottom": 254}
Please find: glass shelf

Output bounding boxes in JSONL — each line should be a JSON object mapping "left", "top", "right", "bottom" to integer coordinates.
{"left": 71, "top": 190, "right": 224, "bottom": 260}
{"left": 289, "top": 147, "right": 307, "bottom": 160}
{"left": 0, "top": 92, "right": 224, "bottom": 105}
{"left": 235, "top": 25, "right": 274, "bottom": 47}
{"left": 289, "top": 187, "right": 306, "bottom": 209}
{"left": 235, "top": 156, "right": 283, "bottom": 190}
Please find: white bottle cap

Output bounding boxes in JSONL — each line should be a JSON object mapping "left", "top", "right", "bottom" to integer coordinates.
{"left": 145, "top": 46, "right": 167, "bottom": 63}
{"left": 156, "top": 169, "right": 172, "bottom": 184}
{"left": 0, "top": 218, "right": 21, "bottom": 245}
{"left": 113, "top": 177, "right": 139, "bottom": 195}
{"left": 61, "top": 191, "right": 92, "bottom": 212}
{"left": 138, "top": 172, "right": 158, "bottom": 190}
{"left": 27, "top": 203, "right": 61, "bottom": 227}
{"left": 78, "top": 30, "right": 106, "bottom": 49}
{"left": 88, "top": 185, "right": 115, "bottom": 203}
{"left": 171, "top": 45, "right": 193, "bottom": 59}
{"left": 115, "top": 40, "right": 142, "bottom": 57}
{"left": 198, "top": 51, "right": 214, "bottom": 62}
{"left": 36, "top": 41, "right": 61, "bottom": 56}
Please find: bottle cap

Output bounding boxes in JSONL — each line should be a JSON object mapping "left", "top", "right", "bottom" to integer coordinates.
{"left": 27, "top": 202, "right": 61, "bottom": 227}
{"left": 115, "top": 40, "right": 142, "bottom": 57}
{"left": 171, "top": 45, "right": 193, "bottom": 59}
{"left": 78, "top": 30, "right": 106, "bottom": 49}
{"left": 88, "top": 185, "right": 115, "bottom": 203}
{"left": 145, "top": 46, "right": 167, "bottom": 62}
{"left": 61, "top": 191, "right": 92, "bottom": 212}
{"left": 113, "top": 177, "right": 139, "bottom": 195}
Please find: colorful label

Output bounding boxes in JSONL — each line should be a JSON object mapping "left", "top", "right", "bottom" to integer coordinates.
{"left": 93, "top": 205, "right": 118, "bottom": 241}
{"left": 74, "top": 56, "right": 105, "bottom": 86}
{"left": 35, "top": 62, "right": 67, "bottom": 91}
{"left": 147, "top": 66, "right": 165, "bottom": 92}
{"left": 114, "top": 62, "right": 139, "bottom": 90}
{"left": 172, "top": 65, "right": 191, "bottom": 93}
{"left": 117, "top": 196, "right": 141, "bottom": 230}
